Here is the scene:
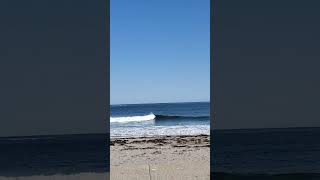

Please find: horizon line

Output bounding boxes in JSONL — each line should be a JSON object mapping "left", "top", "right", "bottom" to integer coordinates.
{"left": 110, "top": 100, "right": 210, "bottom": 106}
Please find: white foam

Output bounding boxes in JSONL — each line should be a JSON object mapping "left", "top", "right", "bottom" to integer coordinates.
{"left": 110, "top": 125, "right": 210, "bottom": 138}
{"left": 110, "top": 113, "right": 156, "bottom": 123}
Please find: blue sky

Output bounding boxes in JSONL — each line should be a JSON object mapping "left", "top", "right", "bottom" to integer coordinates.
{"left": 111, "top": 0, "right": 210, "bottom": 105}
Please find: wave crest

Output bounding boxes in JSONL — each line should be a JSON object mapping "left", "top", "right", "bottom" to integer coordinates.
{"left": 110, "top": 113, "right": 156, "bottom": 123}
{"left": 110, "top": 113, "right": 209, "bottom": 123}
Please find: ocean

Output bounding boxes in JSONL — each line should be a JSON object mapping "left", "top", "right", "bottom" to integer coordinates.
{"left": 0, "top": 134, "right": 108, "bottom": 177}
{"left": 213, "top": 127, "right": 320, "bottom": 179}
{"left": 4, "top": 102, "right": 319, "bottom": 179}
{"left": 110, "top": 102, "right": 210, "bottom": 138}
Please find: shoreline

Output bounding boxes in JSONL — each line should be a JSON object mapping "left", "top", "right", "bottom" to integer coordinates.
{"left": 111, "top": 134, "right": 210, "bottom": 179}
{"left": 111, "top": 133, "right": 210, "bottom": 140}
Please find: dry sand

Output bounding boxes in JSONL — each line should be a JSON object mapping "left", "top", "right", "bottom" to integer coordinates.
{"left": 111, "top": 134, "right": 210, "bottom": 180}
{"left": 0, "top": 135, "right": 210, "bottom": 180}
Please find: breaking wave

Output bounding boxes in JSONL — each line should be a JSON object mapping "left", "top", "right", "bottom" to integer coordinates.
{"left": 110, "top": 113, "right": 209, "bottom": 123}
{"left": 110, "top": 113, "right": 156, "bottom": 123}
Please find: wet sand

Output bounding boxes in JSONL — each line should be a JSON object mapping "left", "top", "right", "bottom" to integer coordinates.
{"left": 111, "top": 134, "right": 210, "bottom": 180}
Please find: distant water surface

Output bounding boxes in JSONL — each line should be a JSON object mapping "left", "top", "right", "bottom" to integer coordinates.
{"left": 110, "top": 102, "right": 210, "bottom": 138}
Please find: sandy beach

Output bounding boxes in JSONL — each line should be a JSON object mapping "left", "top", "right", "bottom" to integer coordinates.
{"left": 111, "top": 134, "right": 210, "bottom": 180}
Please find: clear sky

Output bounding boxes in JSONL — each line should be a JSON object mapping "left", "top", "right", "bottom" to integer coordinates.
{"left": 110, "top": 0, "right": 210, "bottom": 105}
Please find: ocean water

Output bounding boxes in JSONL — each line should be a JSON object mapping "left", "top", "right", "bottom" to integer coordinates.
{"left": 110, "top": 102, "right": 210, "bottom": 138}
{"left": 0, "top": 134, "right": 108, "bottom": 177}
{"left": 213, "top": 127, "right": 320, "bottom": 179}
